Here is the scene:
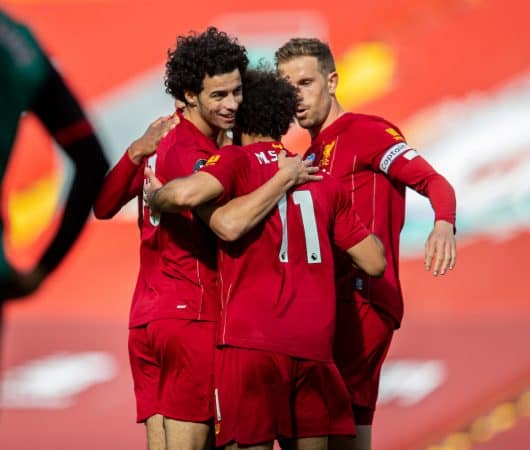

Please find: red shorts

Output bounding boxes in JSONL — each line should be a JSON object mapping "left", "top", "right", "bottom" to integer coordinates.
{"left": 214, "top": 347, "right": 354, "bottom": 447}
{"left": 333, "top": 301, "right": 394, "bottom": 425}
{"left": 128, "top": 319, "right": 216, "bottom": 423}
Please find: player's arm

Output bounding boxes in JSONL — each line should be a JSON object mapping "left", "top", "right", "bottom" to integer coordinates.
{"left": 365, "top": 122, "right": 456, "bottom": 276}
{"left": 146, "top": 149, "right": 319, "bottom": 219}
{"left": 94, "top": 115, "right": 177, "bottom": 219}
{"left": 391, "top": 158, "right": 456, "bottom": 276}
{"left": 29, "top": 61, "right": 109, "bottom": 279}
{"left": 345, "top": 234, "right": 386, "bottom": 277}
{"left": 197, "top": 150, "right": 322, "bottom": 241}
{"left": 93, "top": 151, "right": 144, "bottom": 219}
{"left": 333, "top": 182, "right": 386, "bottom": 277}
{"left": 145, "top": 170, "right": 225, "bottom": 212}
{"left": 144, "top": 147, "right": 248, "bottom": 213}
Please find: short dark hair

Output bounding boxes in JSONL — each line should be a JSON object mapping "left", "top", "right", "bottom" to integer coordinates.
{"left": 275, "top": 38, "right": 336, "bottom": 74}
{"left": 235, "top": 69, "right": 298, "bottom": 141}
{"left": 165, "top": 27, "right": 248, "bottom": 102}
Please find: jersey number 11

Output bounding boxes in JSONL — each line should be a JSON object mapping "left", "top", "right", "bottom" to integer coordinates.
{"left": 277, "top": 190, "right": 322, "bottom": 264}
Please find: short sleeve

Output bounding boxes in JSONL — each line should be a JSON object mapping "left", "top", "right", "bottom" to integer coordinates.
{"left": 199, "top": 146, "right": 252, "bottom": 202}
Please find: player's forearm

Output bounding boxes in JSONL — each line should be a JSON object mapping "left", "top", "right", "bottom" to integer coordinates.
{"left": 94, "top": 150, "right": 143, "bottom": 219}
{"left": 393, "top": 157, "right": 456, "bottom": 225}
{"left": 425, "top": 176, "right": 456, "bottom": 225}
{"left": 127, "top": 140, "right": 151, "bottom": 165}
{"left": 205, "top": 169, "right": 295, "bottom": 241}
{"left": 150, "top": 172, "right": 223, "bottom": 213}
{"left": 412, "top": 173, "right": 456, "bottom": 225}
{"left": 347, "top": 234, "right": 386, "bottom": 277}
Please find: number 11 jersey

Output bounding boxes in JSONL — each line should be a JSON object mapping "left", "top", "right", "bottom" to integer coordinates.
{"left": 200, "top": 142, "right": 370, "bottom": 361}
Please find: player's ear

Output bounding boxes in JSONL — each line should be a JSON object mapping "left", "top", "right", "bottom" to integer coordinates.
{"left": 184, "top": 90, "right": 197, "bottom": 107}
{"left": 327, "top": 71, "right": 338, "bottom": 95}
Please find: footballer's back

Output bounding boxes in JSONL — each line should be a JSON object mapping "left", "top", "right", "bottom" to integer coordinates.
{"left": 207, "top": 141, "right": 366, "bottom": 361}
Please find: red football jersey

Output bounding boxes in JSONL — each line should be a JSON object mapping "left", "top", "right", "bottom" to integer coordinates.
{"left": 200, "top": 142, "right": 370, "bottom": 361}
{"left": 148, "top": 116, "right": 219, "bottom": 322}
{"left": 306, "top": 113, "right": 456, "bottom": 326}
{"left": 93, "top": 149, "right": 162, "bottom": 328}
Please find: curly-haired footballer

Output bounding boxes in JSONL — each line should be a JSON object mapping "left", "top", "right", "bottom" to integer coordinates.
{"left": 95, "top": 27, "right": 248, "bottom": 450}
{"left": 96, "top": 27, "right": 324, "bottom": 450}
{"left": 145, "top": 69, "right": 386, "bottom": 450}
{"left": 137, "top": 27, "right": 249, "bottom": 450}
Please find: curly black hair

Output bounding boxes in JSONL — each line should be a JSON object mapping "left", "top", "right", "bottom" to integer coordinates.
{"left": 165, "top": 27, "right": 248, "bottom": 103}
{"left": 235, "top": 69, "right": 298, "bottom": 141}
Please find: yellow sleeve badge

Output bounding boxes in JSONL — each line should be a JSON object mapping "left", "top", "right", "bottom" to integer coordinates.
{"left": 385, "top": 128, "right": 404, "bottom": 141}
{"left": 205, "top": 154, "right": 221, "bottom": 166}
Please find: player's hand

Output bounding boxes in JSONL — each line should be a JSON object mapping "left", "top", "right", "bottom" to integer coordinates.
{"left": 128, "top": 114, "right": 179, "bottom": 164}
{"left": 425, "top": 220, "right": 456, "bottom": 276}
{"left": 143, "top": 166, "right": 163, "bottom": 212}
{"left": 277, "top": 150, "right": 323, "bottom": 186}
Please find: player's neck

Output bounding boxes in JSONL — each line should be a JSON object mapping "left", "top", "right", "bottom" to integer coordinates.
{"left": 183, "top": 107, "right": 220, "bottom": 143}
{"left": 310, "top": 98, "right": 345, "bottom": 139}
{"left": 241, "top": 134, "right": 275, "bottom": 146}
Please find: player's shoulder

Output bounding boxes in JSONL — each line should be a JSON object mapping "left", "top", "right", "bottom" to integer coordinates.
{"left": 153, "top": 126, "right": 178, "bottom": 160}
{"left": 155, "top": 125, "right": 204, "bottom": 175}
{"left": 167, "top": 122, "right": 216, "bottom": 157}
{"left": 299, "top": 175, "right": 349, "bottom": 219}
{"left": 219, "top": 144, "right": 245, "bottom": 155}
{"left": 0, "top": 11, "right": 36, "bottom": 47}
{"left": 323, "top": 172, "right": 347, "bottom": 197}
{"left": 331, "top": 114, "right": 407, "bottom": 155}
{"left": 0, "top": 11, "right": 48, "bottom": 78}
{"left": 167, "top": 121, "right": 198, "bottom": 147}
{"left": 202, "top": 145, "right": 248, "bottom": 171}
{"left": 217, "top": 144, "right": 249, "bottom": 162}
{"left": 343, "top": 113, "right": 401, "bottom": 134}
{"left": 306, "top": 171, "right": 343, "bottom": 198}
{"left": 240, "top": 141, "right": 280, "bottom": 167}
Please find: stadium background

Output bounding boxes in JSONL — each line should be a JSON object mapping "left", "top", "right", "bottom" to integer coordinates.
{"left": 1, "top": 0, "right": 529, "bottom": 449}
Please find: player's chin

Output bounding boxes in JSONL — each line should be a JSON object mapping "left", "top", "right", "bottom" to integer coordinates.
{"left": 216, "top": 115, "right": 236, "bottom": 130}
{"left": 296, "top": 116, "right": 314, "bottom": 130}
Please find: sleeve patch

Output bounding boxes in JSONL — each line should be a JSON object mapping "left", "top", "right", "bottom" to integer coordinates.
{"left": 385, "top": 128, "right": 405, "bottom": 141}
{"left": 205, "top": 154, "right": 221, "bottom": 166}
{"left": 379, "top": 142, "right": 411, "bottom": 174}
{"left": 193, "top": 158, "right": 207, "bottom": 172}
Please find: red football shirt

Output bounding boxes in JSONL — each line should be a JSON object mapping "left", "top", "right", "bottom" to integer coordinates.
{"left": 148, "top": 116, "right": 219, "bottom": 322}
{"left": 93, "top": 148, "right": 163, "bottom": 328}
{"left": 200, "top": 142, "right": 370, "bottom": 361}
{"left": 306, "top": 113, "right": 456, "bottom": 326}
